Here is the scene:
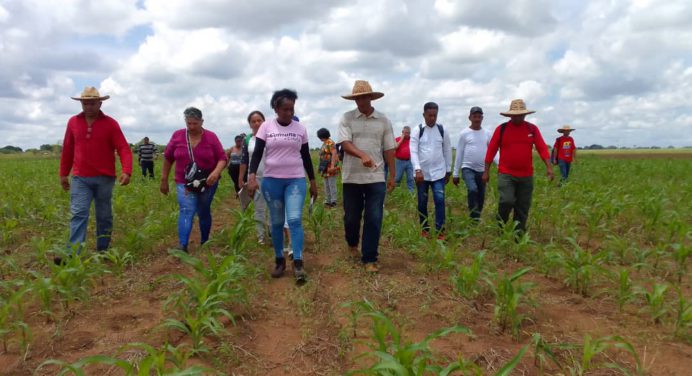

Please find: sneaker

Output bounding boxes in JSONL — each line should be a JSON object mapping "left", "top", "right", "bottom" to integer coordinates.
{"left": 293, "top": 259, "right": 307, "bottom": 284}
{"left": 348, "top": 246, "right": 360, "bottom": 261}
{"left": 271, "top": 257, "right": 286, "bottom": 278}
{"left": 364, "top": 262, "right": 379, "bottom": 273}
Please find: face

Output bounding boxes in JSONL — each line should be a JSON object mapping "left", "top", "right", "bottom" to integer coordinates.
{"left": 402, "top": 128, "right": 411, "bottom": 139}
{"left": 249, "top": 113, "right": 264, "bottom": 133}
{"left": 469, "top": 113, "right": 483, "bottom": 125}
{"left": 275, "top": 99, "right": 295, "bottom": 124}
{"left": 423, "top": 108, "right": 438, "bottom": 125}
{"left": 80, "top": 99, "right": 101, "bottom": 117}
{"left": 185, "top": 117, "right": 204, "bottom": 131}
{"left": 509, "top": 114, "right": 526, "bottom": 124}
{"left": 355, "top": 96, "right": 373, "bottom": 113}
{"left": 235, "top": 138, "right": 243, "bottom": 146}
{"left": 143, "top": 137, "right": 149, "bottom": 144}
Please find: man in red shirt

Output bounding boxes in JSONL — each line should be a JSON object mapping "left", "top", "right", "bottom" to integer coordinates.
{"left": 552, "top": 125, "right": 577, "bottom": 183}
{"left": 394, "top": 126, "right": 414, "bottom": 192}
{"left": 58, "top": 87, "right": 132, "bottom": 262}
{"left": 482, "top": 99, "right": 554, "bottom": 234}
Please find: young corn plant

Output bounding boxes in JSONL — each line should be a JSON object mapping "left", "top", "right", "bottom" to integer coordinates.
{"left": 100, "top": 247, "right": 134, "bottom": 277}
{"left": 451, "top": 250, "right": 494, "bottom": 299}
{"left": 49, "top": 250, "right": 107, "bottom": 311}
{"left": 555, "top": 237, "right": 609, "bottom": 297}
{"left": 163, "top": 250, "right": 249, "bottom": 354}
{"left": 490, "top": 267, "right": 534, "bottom": 339}
{"left": 347, "top": 299, "right": 484, "bottom": 376}
{"left": 309, "top": 202, "right": 327, "bottom": 252}
{"left": 670, "top": 243, "right": 690, "bottom": 284}
{"left": 0, "top": 282, "right": 32, "bottom": 356}
{"left": 640, "top": 283, "right": 669, "bottom": 324}
{"left": 673, "top": 288, "right": 691, "bottom": 342}
{"left": 566, "top": 334, "right": 643, "bottom": 376}
{"left": 530, "top": 333, "right": 573, "bottom": 375}
{"left": 615, "top": 269, "right": 636, "bottom": 313}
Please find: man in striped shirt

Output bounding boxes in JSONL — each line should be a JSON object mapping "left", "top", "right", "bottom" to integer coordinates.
{"left": 137, "top": 137, "right": 157, "bottom": 178}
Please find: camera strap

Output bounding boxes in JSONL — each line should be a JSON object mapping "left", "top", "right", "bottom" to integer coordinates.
{"left": 186, "top": 129, "right": 196, "bottom": 165}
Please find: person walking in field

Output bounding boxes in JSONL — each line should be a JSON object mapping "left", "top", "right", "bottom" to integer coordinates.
{"left": 57, "top": 87, "right": 132, "bottom": 264}
{"left": 226, "top": 135, "right": 244, "bottom": 196}
{"left": 137, "top": 136, "right": 157, "bottom": 179}
{"left": 160, "top": 107, "right": 228, "bottom": 253}
{"left": 552, "top": 125, "right": 577, "bottom": 183}
{"left": 410, "top": 102, "right": 453, "bottom": 239}
{"left": 317, "top": 128, "right": 340, "bottom": 207}
{"left": 482, "top": 99, "right": 554, "bottom": 235}
{"left": 247, "top": 89, "right": 317, "bottom": 284}
{"left": 238, "top": 111, "right": 270, "bottom": 245}
{"left": 337, "top": 80, "right": 396, "bottom": 273}
{"left": 394, "top": 126, "right": 415, "bottom": 192}
{"left": 452, "top": 106, "right": 495, "bottom": 221}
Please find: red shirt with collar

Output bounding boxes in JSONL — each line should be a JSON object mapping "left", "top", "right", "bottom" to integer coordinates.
{"left": 60, "top": 111, "right": 133, "bottom": 177}
{"left": 484, "top": 120, "right": 550, "bottom": 177}
{"left": 553, "top": 136, "right": 576, "bottom": 162}
{"left": 395, "top": 136, "right": 411, "bottom": 160}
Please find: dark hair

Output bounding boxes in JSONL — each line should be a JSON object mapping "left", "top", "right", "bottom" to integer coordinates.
{"left": 234, "top": 135, "right": 243, "bottom": 142}
{"left": 316, "top": 128, "right": 330, "bottom": 139}
{"left": 247, "top": 110, "right": 265, "bottom": 123}
{"left": 270, "top": 89, "right": 298, "bottom": 110}
{"left": 423, "top": 102, "right": 438, "bottom": 111}
{"left": 183, "top": 106, "right": 203, "bottom": 120}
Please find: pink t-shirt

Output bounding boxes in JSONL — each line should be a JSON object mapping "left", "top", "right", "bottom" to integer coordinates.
{"left": 164, "top": 129, "right": 227, "bottom": 184}
{"left": 256, "top": 118, "right": 308, "bottom": 179}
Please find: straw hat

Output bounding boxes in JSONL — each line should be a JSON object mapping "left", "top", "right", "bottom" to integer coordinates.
{"left": 71, "top": 86, "right": 110, "bottom": 101}
{"left": 558, "top": 125, "right": 575, "bottom": 133}
{"left": 341, "top": 80, "right": 384, "bottom": 100}
{"left": 500, "top": 99, "right": 535, "bottom": 117}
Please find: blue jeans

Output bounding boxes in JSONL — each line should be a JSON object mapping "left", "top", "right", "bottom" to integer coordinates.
{"left": 558, "top": 160, "right": 571, "bottom": 181}
{"left": 395, "top": 158, "right": 414, "bottom": 192}
{"left": 176, "top": 183, "right": 218, "bottom": 248}
{"left": 416, "top": 178, "right": 446, "bottom": 232}
{"left": 262, "top": 177, "right": 306, "bottom": 260}
{"left": 461, "top": 168, "right": 486, "bottom": 220}
{"left": 68, "top": 176, "right": 116, "bottom": 253}
{"left": 343, "top": 183, "right": 386, "bottom": 263}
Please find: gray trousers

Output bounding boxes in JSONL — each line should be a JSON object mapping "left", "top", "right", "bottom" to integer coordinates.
{"left": 324, "top": 176, "right": 338, "bottom": 204}
{"left": 254, "top": 177, "right": 268, "bottom": 241}
{"left": 497, "top": 174, "right": 533, "bottom": 233}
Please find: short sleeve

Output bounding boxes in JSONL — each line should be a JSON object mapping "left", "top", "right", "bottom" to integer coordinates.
{"left": 337, "top": 114, "right": 351, "bottom": 144}
{"left": 382, "top": 119, "right": 396, "bottom": 151}
{"left": 256, "top": 120, "right": 269, "bottom": 141}
{"left": 301, "top": 123, "right": 308, "bottom": 144}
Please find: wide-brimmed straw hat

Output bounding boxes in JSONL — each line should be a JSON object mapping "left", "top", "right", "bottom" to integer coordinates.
{"left": 71, "top": 86, "right": 110, "bottom": 101}
{"left": 500, "top": 99, "right": 535, "bottom": 117}
{"left": 341, "top": 80, "right": 384, "bottom": 100}
{"left": 558, "top": 125, "right": 575, "bottom": 133}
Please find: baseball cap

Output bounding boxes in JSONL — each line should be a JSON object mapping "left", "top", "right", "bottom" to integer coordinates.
{"left": 469, "top": 106, "right": 483, "bottom": 115}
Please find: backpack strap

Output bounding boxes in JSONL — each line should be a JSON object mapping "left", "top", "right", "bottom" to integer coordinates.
{"left": 419, "top": 124, "right": 444, "bottom": 138}
{"left": 498, "top": 122, "right": 508, "bottom": 146}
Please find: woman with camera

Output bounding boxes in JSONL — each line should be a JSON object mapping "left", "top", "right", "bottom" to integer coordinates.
{"left": 247, "top": 89, "right": 317, "bottom": 284}
{"left": 160, "top": 107, "right": 227, "bottom": 253}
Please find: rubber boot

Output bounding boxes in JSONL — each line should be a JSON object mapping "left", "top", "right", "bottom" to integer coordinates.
{"left": 293, "top": 259, "right": 307, "bottom": 284}
{"left": 271, "top": 257, "right": 286, "bottom": 278}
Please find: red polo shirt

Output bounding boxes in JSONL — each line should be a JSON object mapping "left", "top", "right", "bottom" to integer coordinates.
{"left": 395, "top": 136, "right": 411, "bottom": 160}
{"left": 485, "top": 121, "right": 550, "bottom": 177}
{"left": 60, "top": 111, "right": 133, "bottom": 177}
{"left": 553, "top": 136, "right": 576, "bottom": 162}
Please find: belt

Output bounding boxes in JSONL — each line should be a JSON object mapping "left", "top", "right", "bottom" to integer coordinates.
{"left": 396, "top": 158, "right": 410, "bottom": 161}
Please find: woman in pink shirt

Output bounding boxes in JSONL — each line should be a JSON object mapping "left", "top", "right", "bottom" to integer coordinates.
{"left": 247, "top": 89, "right": 317, "bottom": 284}
{"left": 160, "top": 107, "right": 228, "bottom": 253}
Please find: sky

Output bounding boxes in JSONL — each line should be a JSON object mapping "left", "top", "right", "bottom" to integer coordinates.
{"left": 1, "top": 0, "right": 692, "bottom": 150}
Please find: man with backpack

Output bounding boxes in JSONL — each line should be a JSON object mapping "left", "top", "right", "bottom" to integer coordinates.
{"left": 482, "top": 99, "right": 554, "bottom": 235}
{"left": 410, "top": 102, "right": 452, "bottom": 239}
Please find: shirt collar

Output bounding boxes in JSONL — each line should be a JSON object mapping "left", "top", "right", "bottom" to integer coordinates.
{"left": 356, "top": 108, "right": 379, "bottom": 119}
{"left": 77, "top": 110, "right": 105, "bottom": 119}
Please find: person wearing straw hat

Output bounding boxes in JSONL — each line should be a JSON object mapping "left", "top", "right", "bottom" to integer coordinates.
{"left": 57, "top": 86, "right": 133, "bottom": 264}
{"left": 482, "top": 99, "right": 553, "bottom": 235}
{"left": 337, "top": 80, "right": 396, "bottom": 273}
{"left": 552, "top": 125, "right": 577, "bottom": 183}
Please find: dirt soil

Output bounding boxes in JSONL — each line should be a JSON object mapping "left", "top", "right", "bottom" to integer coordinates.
{"left": 2, "top": 196, "right": 691, "bottom": 375}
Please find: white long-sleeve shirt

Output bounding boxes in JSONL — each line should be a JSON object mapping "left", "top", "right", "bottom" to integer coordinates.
{"left": 453, "top": 127, "right": 495, "bottom": 176}
{"left": 410, "top": 123, "right": 452, "bottom": 181}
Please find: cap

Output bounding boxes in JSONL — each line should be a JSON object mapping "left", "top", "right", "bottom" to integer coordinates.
{"left": 469, "top": 106, "right": 483, "bottom": 115}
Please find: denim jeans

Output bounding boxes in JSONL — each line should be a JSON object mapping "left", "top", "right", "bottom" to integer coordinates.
{"left": 68, "top": 176, "right": 116, "bottom": 253}
{"left": 324, "top": 176, "right": 338, "bottom": 204}
{"left": 395, "top": 158, "right": 415, "bottom": 192}
{"left": 496, "top": 174, "right": 533, "bottom": 233}
{"left": 262, "top": 177, "right": 306, "bottom": 260}
{"left": 558, "top": 160, "right": 571, "bottom": 181}
{"left": 416, "top": 178, "right": 446, "bottom": 232}
{"left": 461, "top": 168, "right": 486, "bottom": 220}
{"left": 343, "top": 182, "right": 386, "bottom": 263}
{"left": 140, "top": 160, "right": 154, "bottom": 178}
{"left": 176, "top": 183, "right": 218, "bottom": 248}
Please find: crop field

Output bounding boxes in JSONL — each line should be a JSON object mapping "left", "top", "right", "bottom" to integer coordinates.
{"left": 0, "top": 150, "right": 690, "bottom": 375}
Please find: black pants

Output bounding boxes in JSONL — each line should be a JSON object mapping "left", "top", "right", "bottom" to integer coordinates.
{"left": 227, "top": 164, "right": 241, "bottom": 193}
{"left": 140, "top": 160, "right": 154, "bottom": 178}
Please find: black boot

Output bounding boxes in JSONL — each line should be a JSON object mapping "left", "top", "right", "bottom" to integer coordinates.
{"left": 293, "top": 259, "right": 307, "bottom": 284}
{"left": 271, "top": 257, "right": 286, "bottom": 278}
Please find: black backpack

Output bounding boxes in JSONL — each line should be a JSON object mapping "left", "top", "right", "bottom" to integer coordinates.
{"left": 335, "top": 142, "right": 345, "bottom": 162}
{"left": 418, "top": 124, "right": 444, "bottom": 139}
